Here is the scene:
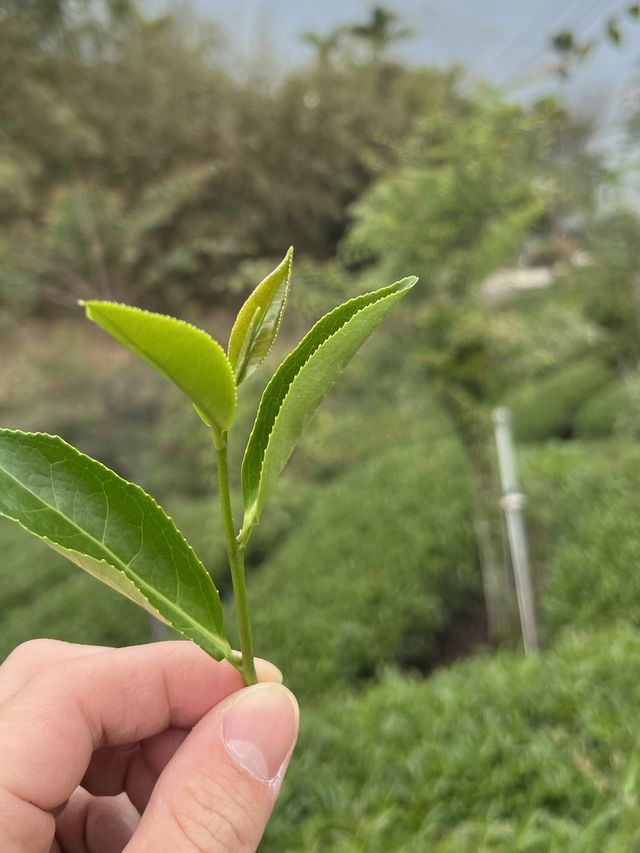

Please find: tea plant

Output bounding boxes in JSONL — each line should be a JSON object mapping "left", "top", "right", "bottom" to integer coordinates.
{"left": 0, "top": 249, "right": 416, "bottom": 685}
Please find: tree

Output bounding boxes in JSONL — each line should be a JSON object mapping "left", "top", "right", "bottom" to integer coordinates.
{"left": 342, "top": 99, "right": 586, "bottom": 641}
{"left": 349, "top": 5, "right": 412, "bottom": 61}
{"left": 1, "top": 0, "right": 466, "bottom": 311}
{"left": 549, "top": 4, "right": 640, "bottom": 77}
{"left": 562, "top": 210, "right": 640, "bottom": 372}
{"left": 301, "top": 26, "right": 346, "bottom": 67}
{"left": 0, "top": 165, "right": 216, "bottom": 316}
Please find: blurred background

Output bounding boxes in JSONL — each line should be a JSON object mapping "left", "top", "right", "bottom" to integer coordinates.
{"left": 2, "top": 0, "right": 640, "bottom": 848}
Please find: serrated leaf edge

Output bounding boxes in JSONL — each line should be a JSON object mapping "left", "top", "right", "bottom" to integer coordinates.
{"left": 254, "top": 246, "right": 293, "bottom": 367}
{"left": 81, "top": 301, "right": 238, "bottom": 428}
{"left": 0, "top": 429, "right": 230, "bottom": 658}
{"left": 229, "top": 247, "right": 294, "bottom": 384}
{"left": 242, "top": 276, "right": 417, "bottom": 526}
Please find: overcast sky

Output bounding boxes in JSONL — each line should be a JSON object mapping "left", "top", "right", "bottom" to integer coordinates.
{"left": 154, "top": 1, "right": 639, "bottom": 144}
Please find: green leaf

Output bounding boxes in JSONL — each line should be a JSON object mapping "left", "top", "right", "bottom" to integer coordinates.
{"left": 0, "top": 430, "right": 230, "bottom": 660}
{"left": 82, "top": 301, "right": 236, "bottom": 430}
{"left": 228, "top": 247, "right": 293, "bottom": 384}
{"left": 241, "top": 276, "right": 418, "bottom": 532}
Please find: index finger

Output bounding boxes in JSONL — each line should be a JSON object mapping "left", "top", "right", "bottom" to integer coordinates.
{"left": 0, "top": 639, "right": 112, "bottom": 704}
{"left": 0, "top": 642, "right": 279, "bottom": 850}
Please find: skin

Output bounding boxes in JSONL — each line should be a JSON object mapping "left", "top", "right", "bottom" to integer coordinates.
{"left": 0, "top": 639, "right": 299, "bottom": 852}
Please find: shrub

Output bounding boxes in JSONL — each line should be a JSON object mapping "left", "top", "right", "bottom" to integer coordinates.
{"left": 0, "top": 484, "right": 312, "bottom": 661}
{"left": 520, "top": 442, "right": 640, "bottom": 638}
{"left": 167, "top": 480, "right": 313, "bottom": 592}
{"left": 0, "top": 523, "right": 149, "bottom": 660}
{"left": 574, "top": 376, "right": 640, "bottom": 440}
{"left": 506, "top": 358, "right": 612, "bottom": 442}
{"left": 227, "top": 438, "right": 481, "bottom": 698}
{"left": 0, "top": 232, "right": 46, "bottom": 325}
{"left": 0, "top": 323, "right": 223, "bottom": 500}
{"left": 266, "top": 625, "right": 640, "bottom": 850}
{"left": 542, "top": 456, "right": 640, "bottom": 637}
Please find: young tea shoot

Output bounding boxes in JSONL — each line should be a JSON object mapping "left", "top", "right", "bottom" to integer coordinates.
{"left": 0, "top": 248, "right": 417, "bottom": 685}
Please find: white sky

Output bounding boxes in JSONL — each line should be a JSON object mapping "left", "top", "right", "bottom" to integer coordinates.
{"left": 151, "top": 1, "right": 640, "bottom": 147}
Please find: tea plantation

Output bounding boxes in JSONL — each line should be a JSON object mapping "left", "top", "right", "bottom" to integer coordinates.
{"left": 2, "top": 348, "right": 640, "bottom": 850}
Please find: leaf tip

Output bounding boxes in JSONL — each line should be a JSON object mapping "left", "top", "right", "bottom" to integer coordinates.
{"left": 280, "top": 245, "right": 294, "bottom": 274}
{"left": 400, "top": 275, "right": 419, "bottom": 291}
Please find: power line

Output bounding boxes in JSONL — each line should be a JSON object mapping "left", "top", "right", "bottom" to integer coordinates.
{"left": 477, "top": 0, "right": 559, "bottom": 77}
{"left": 479, "top": 0, "right": 613, "bottom": 86}
{"left": 574, "top": 0, "right": 630, "bottom": 40}
{"left": 502, "top": 0, "right": 626, "bottom": 86}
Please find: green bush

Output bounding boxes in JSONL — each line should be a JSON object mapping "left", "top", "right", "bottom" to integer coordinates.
{"left": 167, "top": 480, "right": 313, "bottom": 591}
{"left": 0, "top": 476, "right": 240, "bottom": 660}
{"left": 0, "top": 325, "right": 221, "bottom": 500}
{"left": 542, "top": 457, "right": 640, "bottom": 637}
{"left": 227, "top": 438, "right": 481, "bottom": 699}
{"left": 506, "top": 358, "right": 612, "bottom": 442}
{"left": 520, "top": 442, "right": 640, "bottom": 638}
{"left": 0, "top": 481, "right": 314, "bottom": 660}
{"left": 0, "top": 522, "right": 149, "bottom": 660}
{"left": 0, "top": 232, "right": 46, "bottom": 325}
{"left": 266, "top": 625, "right": 640, "bottom": 851}
{"left": 574, "top": 376, "right": 640, "bottom": 440}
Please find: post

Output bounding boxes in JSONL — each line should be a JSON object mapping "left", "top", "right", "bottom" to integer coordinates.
{"left": 474, "top": 516, "right": 511, "bottom": 642}
{"left": 491, "top": 407, "right": 539, "bottom": 654}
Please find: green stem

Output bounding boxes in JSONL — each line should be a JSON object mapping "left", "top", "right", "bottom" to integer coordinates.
{"left": 212, "top": 428, "right": 257, "bottom": 686}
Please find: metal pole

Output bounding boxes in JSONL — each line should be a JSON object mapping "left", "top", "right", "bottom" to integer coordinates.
{"left": 492, "top": 407, "right": 538, "bottom": 654}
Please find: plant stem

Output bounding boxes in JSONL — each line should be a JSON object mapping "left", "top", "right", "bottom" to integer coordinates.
{"left": 212, "top": 428, "right": 257, "bottom": 686}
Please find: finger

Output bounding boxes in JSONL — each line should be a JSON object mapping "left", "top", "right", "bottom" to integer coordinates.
{"left": 82, "top": 657, "right": 280, "bottom": 809}
{"left": 0, "top": 639, "right": 112, "bottom": 704}
{"left": 127, "top": 729, "right": 190, "bottom": 813}
{"left": 83, "top": 727, "right": 189, "bottom": 812}
{"left": 0, "top": 642, "right": 281, "bottom": 852}
{"left": 55, "top": 789, "right": 139, "bottom": 853}
{"left": 128, "top": 682, "right": 299, "bottom": 852}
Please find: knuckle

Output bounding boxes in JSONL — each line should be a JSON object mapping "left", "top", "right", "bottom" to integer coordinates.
{"left": 0, "top": 789, "right": 55, "bottom": 852}
{"left": 1, "top": 638, "right": 54, "bottom": 669}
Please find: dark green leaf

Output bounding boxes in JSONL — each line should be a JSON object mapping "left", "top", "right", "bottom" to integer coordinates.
{"left": 241, "top": 276, "right": 417, "bottom": 532}
{"left": 0, "top": 430, "right": 230, "bottom": 659}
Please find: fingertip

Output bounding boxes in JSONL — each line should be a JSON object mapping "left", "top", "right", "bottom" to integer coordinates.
{"left": 254, "top": 658, "right": 283, "bottom": 684}
{"left": 228, "top": 650, "right": 282, "bottom": 684}
{"left": 221, "top": 682, "right": 299, "bottom": 784}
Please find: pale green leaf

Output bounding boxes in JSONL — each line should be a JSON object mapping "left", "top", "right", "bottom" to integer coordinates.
{"left": 0, "top": 430, "right": 230, "bottom": 660}
{"left": 82, "top": 301, "right": 236, "bottom": 430}
{"left": 241, "top": 276, "right": 417, "bottom": 531}
{"left": 228, "top": 247, "right": 293, "bottom": 384}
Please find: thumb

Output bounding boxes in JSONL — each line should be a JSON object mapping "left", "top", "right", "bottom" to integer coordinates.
{"left": 127, "top": 682, "right": 299, "bottom": 852}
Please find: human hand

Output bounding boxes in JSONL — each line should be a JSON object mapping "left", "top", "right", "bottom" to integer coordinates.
{"left": 0, "top": 639, "right": 298, "bottom": 852}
